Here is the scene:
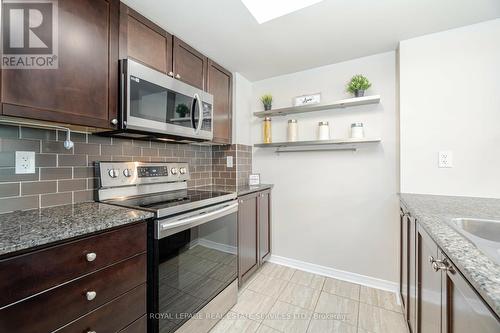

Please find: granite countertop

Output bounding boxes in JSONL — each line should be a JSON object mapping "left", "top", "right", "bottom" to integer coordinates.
{"left": 195, "top": 184, "right": 273, "bottom": 196}
{"left": 0, "top": 202, "right": 154, "bottom": 258}
{"left": 399, "top": 193, "right": 500, "bottom": 317}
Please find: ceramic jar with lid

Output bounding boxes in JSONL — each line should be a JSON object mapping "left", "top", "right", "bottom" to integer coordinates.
{"left": 351, "top": 122, "right": 365, "bottom": 139}
{"left": 287, "top": 119, "right": 298, "bottom": 142}
{"left": 317, "top": 121, "right": 331, "bottom": 140}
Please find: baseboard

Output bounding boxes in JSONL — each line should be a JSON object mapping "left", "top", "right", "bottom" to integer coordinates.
{"left": 268, "top": 254, "right": 399, "bottom": 294}
{"left": 198, "top": 238, "right": 238, "bottom": 255}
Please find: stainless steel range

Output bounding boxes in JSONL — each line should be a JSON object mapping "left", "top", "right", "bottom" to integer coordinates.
{"left": 97, "top": 161, "right": 238, "bottom": 333}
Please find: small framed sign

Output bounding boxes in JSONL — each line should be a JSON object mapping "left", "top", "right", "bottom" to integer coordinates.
{"left": 248, "top": 174, "right": 261, "bottom": 186}
{"left": 294, "top": 93, "right": 321, "bottom": 107}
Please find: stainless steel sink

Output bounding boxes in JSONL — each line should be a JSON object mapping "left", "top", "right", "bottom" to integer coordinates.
{"left": 449, "top": 218, "right": 500, "bottom": 264}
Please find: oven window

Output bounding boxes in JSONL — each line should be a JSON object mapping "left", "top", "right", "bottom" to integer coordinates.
{"left": 155, "top": 211, "right": 237, "bottom": 332}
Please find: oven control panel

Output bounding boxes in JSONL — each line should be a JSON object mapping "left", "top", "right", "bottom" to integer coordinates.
{"left": 98, "top": 161, "right": 189, "bottom": 188}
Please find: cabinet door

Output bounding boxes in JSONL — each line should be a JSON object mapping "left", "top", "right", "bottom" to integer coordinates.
{"left": 1, "top": 0, "right": 119, "bottom": 129}
{"left": 409, "top": 215, "right": 417, "bottom": 332}
{"left": 416, "top": 225, "right": 442, "bottom": 333}
{"left": 238, "top": 193, "right": 259, "bottom": 284}
{"left": 441, "top": 252, "right": 500, "bottom": 333}
{"left": 400, "top": 207, "right": 409, "bottom": 318}
{"left": 258, "top": 191, "right": 271, "bottom": 263}
{"left": 206, "top": 60, "right": 232, "bottom": 144}
{"left": 173, "top": 37, "right": 207, "bottom": 90}
{"left": 119, "top": 4, "right": 172, "bottom": 74}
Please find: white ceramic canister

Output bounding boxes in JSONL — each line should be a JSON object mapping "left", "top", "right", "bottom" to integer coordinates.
{"left": 317, "top": 121, "right": 330, "bottom": 140}
{"left": 287, "top": 119, "right": 298, "bottom": 142}
{"left": 351, "top": 122, "right": 365, "bottom": 139}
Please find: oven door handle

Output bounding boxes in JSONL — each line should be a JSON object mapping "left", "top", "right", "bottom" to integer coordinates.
{"left": 157, "top": 201, "right": 238, "bottom": 239}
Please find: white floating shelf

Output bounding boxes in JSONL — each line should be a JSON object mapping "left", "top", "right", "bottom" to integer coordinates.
{"left": 254, "top": 138, "right": 381, "bottom": 153}
{"left": 253, "top": 95, "right": 380, "bottom": 118}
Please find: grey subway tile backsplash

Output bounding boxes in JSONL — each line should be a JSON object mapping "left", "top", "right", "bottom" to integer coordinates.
{"left": 40, "top": 167, "right": 72, "bottom": 180}
{"left": 0, "top": 183, "right": 20, "bottom": 198}
{"left": 41, "top": 192, "right": 72, "bottom": 207}
{"left": 21, "top": 181, "right": 57, "bottom": 195}
{"left": 0, "top": 125, "right": 253, "bottom": 213}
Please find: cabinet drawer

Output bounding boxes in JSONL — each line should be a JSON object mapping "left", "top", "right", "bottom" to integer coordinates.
{"left": 0, "top": 254, "right": 146, "bottom": 333}
{"left": 119, "top": 315, "right": 147, "bottom": 333}
{"left": 0, "top": 222, "right": 146, "bottom": 307}
{"left": 56, "top": 283, "right": 146, "bottom": 333}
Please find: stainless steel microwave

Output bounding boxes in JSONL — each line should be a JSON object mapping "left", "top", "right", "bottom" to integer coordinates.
{"left": 106, "top": 59, "right": 213, "bottom": 141}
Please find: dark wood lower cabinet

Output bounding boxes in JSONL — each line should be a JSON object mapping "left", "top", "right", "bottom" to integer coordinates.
{"left": 0, "top": 222, "right": 148, "bottom": 333}
{"left": 238, "top": 189, "right": 272, "bottom": 285}
{"left": 238, "top": 192, "right": 259, "bottom": 283}
{"left": 400, "top": 202, "right": 500, "bottom": 333}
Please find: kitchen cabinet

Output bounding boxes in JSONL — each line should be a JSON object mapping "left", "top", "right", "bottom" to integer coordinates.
{"left": 206, "top": 60, "right": 233, "bottom": 144}
{"left": 173, "top": 37, "right": 208, "bottom": 90}
{"left": 238, "top": 189, "right": 272, "bottom": 285}
{"left": 0, "top": 222, "right": 147, "bottom": 333}
{"left": 238, "top": 192, "right": 259, "bottom": 283}
{"left": 441, "top": 251, "right": 500, "bottom": 333}
{"left": 119, "top": 4, "right": 173, "bottom": 74}
{"left": 416, "top": 225, "right": 441, "bottom": 333}
{"left": 258, "top": 190, "right": 271, "bottom": 263}
{"left": 0, "top": 0, "right": 119, "bottom": 129}
{"left": 400, "top": 201, "right": 500, "bottom": 333}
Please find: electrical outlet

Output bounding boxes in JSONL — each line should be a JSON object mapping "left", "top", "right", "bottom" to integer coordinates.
{"left": 438, "top": 151, "right": 453, "bottom": 168}
{"left": 15, "top": 151, "right": 36, "bottom": 174}
{"left": 226, "top": 156, "right": 234, "bottom": 168}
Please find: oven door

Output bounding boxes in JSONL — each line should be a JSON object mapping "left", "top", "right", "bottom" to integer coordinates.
{"left": 122, "top": 59, "right": 213, "bottom": 141}
{"left": 149, "top": 201, "right": 238, "bottom": 333}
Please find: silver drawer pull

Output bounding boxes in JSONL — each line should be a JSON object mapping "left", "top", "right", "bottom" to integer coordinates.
{"left": 87, "top": 331, "right": 96, "bottom": 333}
{"left": 86, "top": 252, "right": 97, "bottom": 262}
{"left": 86, "top": 291, "right": 97, "bottom": 301}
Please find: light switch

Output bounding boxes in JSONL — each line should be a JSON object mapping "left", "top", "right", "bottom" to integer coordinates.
{"left": 227, "top": 156, "right": 234, "bottom": 168}
{"left": 438, "top": 151, "right": 453, "bottom": 168}
{"left": 15, "top": 151, "right": 36, "bottom": 174}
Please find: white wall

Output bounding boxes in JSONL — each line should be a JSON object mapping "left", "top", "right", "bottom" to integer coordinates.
{"left": 251, "top": 52, "right": 399, "bottom": 283}
{"left": 232, "top": 73, "right": 253, "bottom": 145}
{"left": 400, "top": 19, "right": 500, "bottom": 198}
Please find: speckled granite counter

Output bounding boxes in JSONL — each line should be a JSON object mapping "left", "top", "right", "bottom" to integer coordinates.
{"left": 400, "top": 193, "right": 500, "bottom": 317}
{"left": 195, "top": 184, "right": 273, "bottom": 196}
{"left": 0, "top": 202, "right": 154, "bottom": 258}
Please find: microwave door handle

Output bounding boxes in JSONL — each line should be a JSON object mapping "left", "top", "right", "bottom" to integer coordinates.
{"left": 194, "top": 93, "right": 203, "bottom": 133}
{"left": 158, "top": 202, "right": 238, "bottom": 239}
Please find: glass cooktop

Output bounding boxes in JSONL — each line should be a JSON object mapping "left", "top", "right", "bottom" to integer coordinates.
{"left": 106, "top": 188, "right": 236, "bottom": 218}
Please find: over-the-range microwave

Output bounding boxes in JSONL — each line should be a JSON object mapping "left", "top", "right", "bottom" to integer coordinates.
{"left": 102, "top": 59, "right": 214, "bottom": 142}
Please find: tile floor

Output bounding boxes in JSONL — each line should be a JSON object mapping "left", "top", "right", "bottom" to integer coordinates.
{"left": 209, "top": 262, "right": 408, "bottom": 333}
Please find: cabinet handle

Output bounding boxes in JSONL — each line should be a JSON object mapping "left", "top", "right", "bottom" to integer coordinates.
{"left": 86, "top": 291, "right": 97, "bottom": 301}
{"left": 167, "top": 71, "right": 174, "bottom": 77}
{"left": 175, "top": 73, "right": 181, "bottom": 79}
{"left": 87, "top": 331, "right": 96, "bottom": 333}
{"left": 86, "top": 252, "right": 97, "bottom": 262}
{"left": 429, "top": 257, "right": 455, "bottom": 273}
{"left": 110, "top": 118, "right": 118, "bottom": 125}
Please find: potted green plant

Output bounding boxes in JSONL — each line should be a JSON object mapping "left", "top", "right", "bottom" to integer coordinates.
{"left": 176, "top": 103, "right": 190, "bottom": 117}
{"left": 260, "top": 94, "right": 273, "bottom": 111}
{"left": 346, "top": 75, "right": 372, "bottom": 97}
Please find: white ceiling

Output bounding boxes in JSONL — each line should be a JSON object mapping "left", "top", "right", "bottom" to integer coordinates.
{"left": 123, "top": 0, "right": 500, "bottom": 81}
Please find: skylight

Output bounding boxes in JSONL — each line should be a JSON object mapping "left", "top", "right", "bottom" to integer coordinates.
{"left": 241, "top": 0, "right": 324, "bottom": 24}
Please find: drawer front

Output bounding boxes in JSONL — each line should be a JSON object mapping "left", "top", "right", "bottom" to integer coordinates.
{"left": 56, "top": 283, "right": 146, "bottom": 333}
{"left": 0, "top": 254, "right": 146, "bottom": 333}
{"left": 0, "top": 222, "right": 146, "bottom": 307}
{"left": 119, "top": 315, "right": 147, "bottom": 333}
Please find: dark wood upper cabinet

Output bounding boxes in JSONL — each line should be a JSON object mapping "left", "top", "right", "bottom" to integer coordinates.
{"left": 173, "top": 37, "right": 207, "bottom": 90}
{"left": 206, "top": 59, "right": 233, "bottom": 144}
{"left": 119, "top": 4, "right": 172, "bottom": 74}
{"left": 0, "top": 0, "right": 119, "bottom": 129}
